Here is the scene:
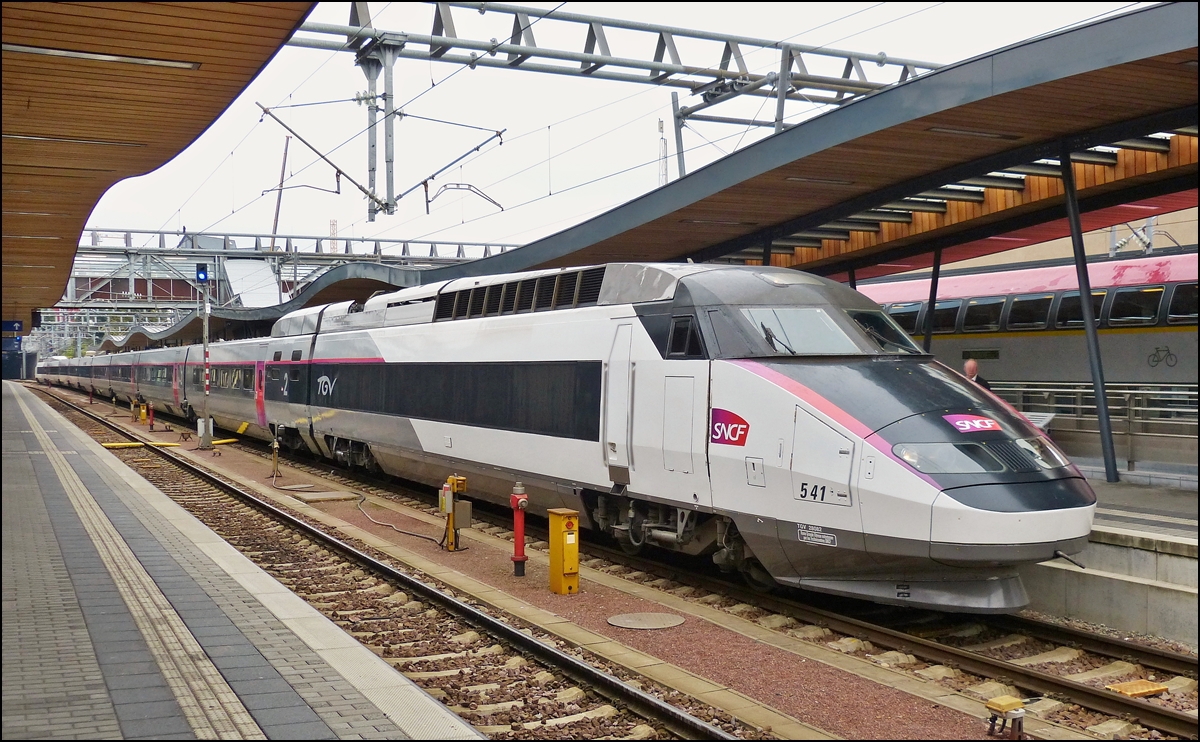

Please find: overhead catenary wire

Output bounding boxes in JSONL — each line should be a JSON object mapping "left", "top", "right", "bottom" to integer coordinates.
{"left": 365, "top": 3, "right": 950, "bottom": 241}
{"left": 201, "top": 3, "right": 925, "bottom": 241}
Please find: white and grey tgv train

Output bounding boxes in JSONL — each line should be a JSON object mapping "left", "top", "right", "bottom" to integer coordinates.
{"left": 40, "top": 263, "right": 1096, "bottom": 612}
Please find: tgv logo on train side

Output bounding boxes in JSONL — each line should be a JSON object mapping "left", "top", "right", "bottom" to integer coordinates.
{"left": 711, "top": 409, "right": 750, "bottom": 446}
{"left": 943, "top": 414, "right": 1000, "bottom": 433}
{"left": 316, "top": 375, "right": 337, "bottom": 397}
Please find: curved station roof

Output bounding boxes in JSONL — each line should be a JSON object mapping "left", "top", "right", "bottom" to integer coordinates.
{"left": 97, "top": 262, "right": 420, "bottom": 351}
{"left": 2, "top": 2, "right": 317, "bottom": 335}
{"left": 420, "top": 3, "right": 1197, "bottom": 284}
{"left": 12, "top": 3, "right": 1197, "bottom": 352}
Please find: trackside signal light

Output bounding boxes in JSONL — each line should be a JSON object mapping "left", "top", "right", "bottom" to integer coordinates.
{"left": 196, "top": 263, "right": 208, "bottom": 282}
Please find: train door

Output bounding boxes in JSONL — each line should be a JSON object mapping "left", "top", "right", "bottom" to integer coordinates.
{"left": 604, "top": 322, "right": 633, "bottom": 484}
{"left": 662, "top": 376, "right": 694, "bottom": 473}
{"left": 180, "top": 346, "right": 192, "bottom": 412}
{"left": 255, "top": 358, "right": 267, "bottom": 428}
{"left": 779, "top": 405, "right": 869, "bottom": 575}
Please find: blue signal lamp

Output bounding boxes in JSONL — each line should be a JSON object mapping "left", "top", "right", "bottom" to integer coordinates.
{"left": 196, "top": 263, "right": 208, "bottom": 283}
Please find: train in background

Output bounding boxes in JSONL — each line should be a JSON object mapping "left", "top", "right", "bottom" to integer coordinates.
{"left": 856, "top": 252, "right": 1197, "bottom": 384}
{"left": 38, "top": 262, "right": 1096, "bottom": 613}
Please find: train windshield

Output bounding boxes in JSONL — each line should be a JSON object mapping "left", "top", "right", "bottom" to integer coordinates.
{"left": 741, "top": 307, "right": 860, "bottom": 355}
{"left": 846, "top": 310, "right": 924, "bottom": 355}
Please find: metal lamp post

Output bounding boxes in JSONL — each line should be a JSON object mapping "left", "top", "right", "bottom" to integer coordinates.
{"left": 197, "top": 263, "right": 212, "bottom": 449}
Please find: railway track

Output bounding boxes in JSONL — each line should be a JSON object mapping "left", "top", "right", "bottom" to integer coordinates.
{"left": 38, "top": 385, "right": 1199, "bottom": 738}
{"left": 33, "top": 388, "right": 748, "bottom": 741}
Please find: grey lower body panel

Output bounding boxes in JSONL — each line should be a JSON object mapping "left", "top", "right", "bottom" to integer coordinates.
{"left": 733, "top": 512, "right": 1083, "bottom": 612}
{"left": 784, "top": 573, "right": 1029, "bottom": 613}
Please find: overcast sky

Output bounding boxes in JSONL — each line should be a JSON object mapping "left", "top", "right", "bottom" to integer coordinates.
{"left": 85, "top": 2, "right": 1151, "bottom": 255}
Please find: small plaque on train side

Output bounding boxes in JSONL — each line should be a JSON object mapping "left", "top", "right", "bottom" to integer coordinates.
{"left": 797, "top": 523, "right": 836, "bottom": 547}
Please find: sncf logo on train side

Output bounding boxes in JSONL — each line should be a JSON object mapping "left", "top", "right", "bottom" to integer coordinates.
{"left": 711, "top": 409, "right": 750, "bottom": 446}
{"left": 943, "top": 414, "right": 999, "bottom": 433}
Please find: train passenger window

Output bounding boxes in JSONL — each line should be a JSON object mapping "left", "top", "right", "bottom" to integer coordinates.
{"left": 1108, "top": 286, "right": 1164, "bottom": 326}
{"left": 273, "top": 351, "right": 282, "bottom": 362}
{"left": 1056, "top": 290, "right": 1106, "bottom": 328}
{"left": 269, "top": 367, "right": 280, "bottom": 381}
{"left": 1168, "top": 283, "right": 1197, "bottom": 324}
{"left": 886, "top": 303, "right": 921, "bottom": 333}
{"left": 192, "top": 368, "right": 200, "bottom": 385}
{"left": 291, "top": 350, "right": 302, "bottom": 361}
{"left": 230, "top": 369, "right": 241, "bottom": 389}
{"left": 962, "top": 297, "right": 1005, "bottom": 332}
{"left": 243, "top": 367, "right": 255, "bottom": 390}
{"left": 219, "top": 369, "right": 230, "bottom": 388}
{"left": 667, "top": 317, "right": 705, "bottom": 358}
{"left": 289, "top": 368, "right": 300, "bottom": 382}
{"left": 1007, "top": 293, "right": 1054, "bottom": 330}
{"left": 931, "top": 299, "right": 962, "bottom": 333}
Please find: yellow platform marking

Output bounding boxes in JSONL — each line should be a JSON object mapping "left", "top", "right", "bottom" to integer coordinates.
{"left": 14, "top": 389, "right": 265, "bottom": 741}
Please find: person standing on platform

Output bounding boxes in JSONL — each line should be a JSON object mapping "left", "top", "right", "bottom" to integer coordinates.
{"left": 963, "top": 358, "right": 991, "bottom": 390}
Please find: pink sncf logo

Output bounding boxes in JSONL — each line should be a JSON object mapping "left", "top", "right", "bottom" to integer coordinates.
{"left": 944, "top": 414, "right": 1000, "bottom": 433}
{"left": 711, "top": 409, "right": 750, "bottom": 446}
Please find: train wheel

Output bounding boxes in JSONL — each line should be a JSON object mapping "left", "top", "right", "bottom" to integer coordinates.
{"left": 741, "top": 559, "right": 777, "bottom": 594}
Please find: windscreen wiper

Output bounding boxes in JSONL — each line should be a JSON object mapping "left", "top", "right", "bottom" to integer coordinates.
{"left": 761, "top": 323, "right": 797, "bottom": 355}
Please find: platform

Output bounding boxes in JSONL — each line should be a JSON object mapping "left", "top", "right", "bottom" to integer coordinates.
{"left": 1, "top": 381, "right": 479, "bottom": 741}
{"left": 1022, "top": 473, "right": 1198, "bottom": 648}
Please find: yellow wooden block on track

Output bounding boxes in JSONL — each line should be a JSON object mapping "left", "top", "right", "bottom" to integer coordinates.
{"left": 985, "top": 695, "right": 1025, "bottom": 713}
{"left": 210, "top": 438, "right": 238, "bottom": 445}
{"left": 1105, "top": 680, "right": 1168, "bottom": 697}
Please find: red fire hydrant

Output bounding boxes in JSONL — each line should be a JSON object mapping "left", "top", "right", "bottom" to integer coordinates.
{"left": 510, "top": 482, "right": 529, "bottom": 577}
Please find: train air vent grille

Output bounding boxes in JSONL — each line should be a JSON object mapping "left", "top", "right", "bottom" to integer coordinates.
{"left": 452, "top": 290, "right": 470, "bottom": 319}
{"left": 499, "top": 282, "right": 518, "bottom": 314}
{"left": 434, "top": 292, "right": 456, "bottom": 320}
{"left": 534, "top": 276, "right": 557, "bottom": 310}
{"left": 484, "top": 285, "right": 503, "bottom": 315}
{"left": 515, "top": 279, "right": 536, "bottom": 312}
{"left": 985, "top": 441, "right": 1040, "bottom": 473}
{"left": 576, "top": 267, "right": 606, "bottom": 306}
{"left": 468, "top": 287, "right": 486, "bottom": 317}
{"left": 556, "top": 272, "right": 579, "bottom": 307}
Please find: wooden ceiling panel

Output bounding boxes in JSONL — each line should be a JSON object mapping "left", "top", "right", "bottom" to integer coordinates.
{"left": 2, "top": 2, "right": 315, "bottom": 334}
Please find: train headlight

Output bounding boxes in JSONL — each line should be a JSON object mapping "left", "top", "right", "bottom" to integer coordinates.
{"left": 1014, "top": 437, "right": 1071, "bottom": 469}
{"left": 892, "top": 442, "right": 1005, "bottom": 474}
{"left": 893, "top": 437, "right": 1070, "bottom": 474}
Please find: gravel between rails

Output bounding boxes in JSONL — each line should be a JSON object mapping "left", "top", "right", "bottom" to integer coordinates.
{"left": 35, "top": 388, "right": 765, "bottom": 741}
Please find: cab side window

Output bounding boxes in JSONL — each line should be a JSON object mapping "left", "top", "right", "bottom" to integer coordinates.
{"left": 667, "top": 317, "right": 705, "bottom": 358}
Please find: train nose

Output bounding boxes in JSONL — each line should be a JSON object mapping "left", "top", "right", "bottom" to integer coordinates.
{"left": 929, "top": 478, "right": 1095, "bottom": 566}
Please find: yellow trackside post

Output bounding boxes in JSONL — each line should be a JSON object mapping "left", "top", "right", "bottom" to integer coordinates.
{"left": 442, "top": 475, "right": 466, "bottom": 551}
{"left": 547, "top": 508, "right": 580, "bottom": 595}
{"left": 139, "top": 403, "right": 147, "bottom": 424}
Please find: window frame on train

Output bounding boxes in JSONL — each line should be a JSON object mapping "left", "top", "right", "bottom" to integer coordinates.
{"left": 1167, "top": 282, "right": 1197, "bottom": 325}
